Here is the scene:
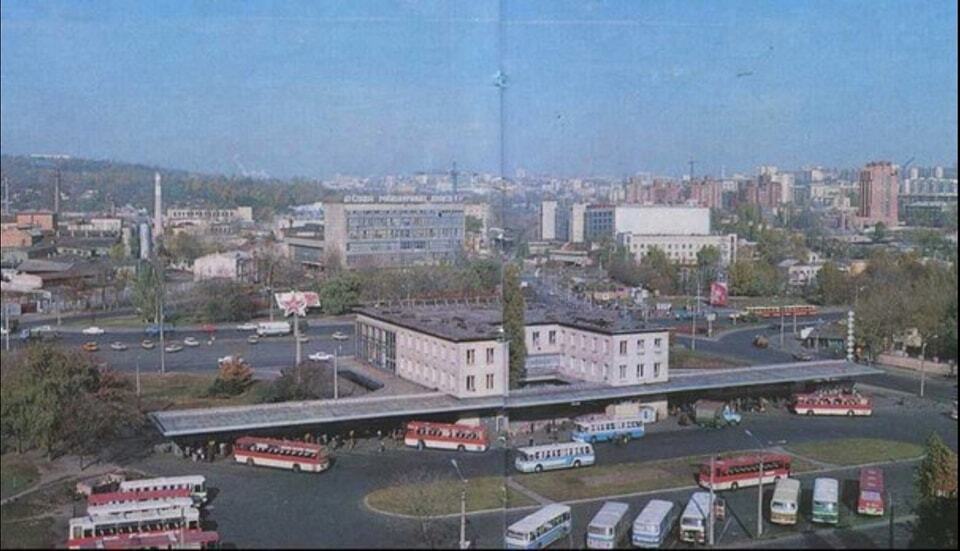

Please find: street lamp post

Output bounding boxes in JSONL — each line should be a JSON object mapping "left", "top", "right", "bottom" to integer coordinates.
{"left": 744, "top": 429, "right": 766, "bottom": 538}
{"left": 920, "top": 335, "right": 937, "bottom": 398}
{"left": 451, "top": 459, "right": 470, "bottom": 549}
{"left": 332, "top": 332, "right": 349, "bottom": 400}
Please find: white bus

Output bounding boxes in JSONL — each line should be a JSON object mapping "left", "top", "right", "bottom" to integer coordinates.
{"left": 632, "top": 499, "right": 676, "bottom": 548}
{"left": 68, "top": 505, "right": 202, "bottom": 548}
{"left": 87, "top": 497, "right": 196, "bottom": 517}
{"left": 770, "top": 478, "right": 801, "bottom": 525}
{"left": 119, "top": 476, "right": 207, "bottom": 503}
{"left": 514, "top": 442, "right": 595, "bottom": 473}
{"left": 679, "top": 492, "right": 720, "bottom": 544}
{"left": 812, "top": 478, "right": 840, "bottom": 524}
{"left": 572, "top": 414, "right": 646, "bottom": 444}
{"left": 257, "top": 321, "right": 292, "bottom": 337}
{"left": 505, "top": 504, "right": 572, "bottom": 549}
{"left": 586, "top": 501, "right": 630, "bottom": 549}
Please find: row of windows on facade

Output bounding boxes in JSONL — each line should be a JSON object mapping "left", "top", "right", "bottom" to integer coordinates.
{"left": 567, "top": 357, "right": 661, "bottom": 380}
{"left": 399, "top": 359, "right": 495, "bottom": 392}
{"left": 346, "top": 212, "right": 464, "bottom": 226}
{"left": 345, "top": 241, "right": 462, "bottom": 253}
{"left": 347, "top": 227, "right": 462, "bottom": 239}
{"left": 532, "top": 331, "right": 663, "bottom": 354}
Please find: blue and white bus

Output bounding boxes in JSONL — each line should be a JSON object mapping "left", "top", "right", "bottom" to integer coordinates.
{"left": 586, "top": 501, "right": 630, "bottom": 549}
{"left": 632, "top": 499, "right": 676, "bottom": 548}
{"left": 572, "top": 414, "right": 646, "bottom": 444}
{"left": 505, "top": 504, "right": 572, "bottom": 549}
{"left": 514, "top": 442, "right": 596, "bottom": 473}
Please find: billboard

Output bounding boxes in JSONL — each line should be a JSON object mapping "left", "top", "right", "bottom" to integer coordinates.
{"left": 709, "top": 282, "right": 728, "bottom": 307}
{"left": 275, "top": 291, "right": 320, "bottom": 317}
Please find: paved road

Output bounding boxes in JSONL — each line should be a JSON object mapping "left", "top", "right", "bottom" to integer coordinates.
{"left": 125, "top": 389, "right": 957, "bottom": 548}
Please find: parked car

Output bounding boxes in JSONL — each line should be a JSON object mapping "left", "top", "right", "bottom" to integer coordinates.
{"left": 792, "top": 352, "right": 814, "bottom": 361}
{"left": 183, "top": 337, "right": 200, "bottom": 347}
{"left": 82, "top": 326, "right": 105, "bottom": 335}
{"left": 109, "top": 341, "right": 128, "bottom": 351}
{"left": 247, "top": 335, "right": 260, "bottom": 345}
{"left": 236, "top": 323, "right": 258, "bottom": 332}
{"left": 164, "top": 343, "right": 184, "bottom": 353}
{"left": 82, "top": 341, "right": 100, "bottom": 352}
{"left": 308, "top": 352, "right": 334, "bottom": 362}
{"left": 141, "top": 339, "right": 156, "bottom": 350}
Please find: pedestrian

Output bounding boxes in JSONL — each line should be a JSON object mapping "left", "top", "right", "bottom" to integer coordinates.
{"left": 321, "top": 433, "right": 328, "bottom": 445}
{"left": 349, "top": 429, "right": 356, "bottom": 450}
{"left": 379, "top": 440, "right": 385, "bottom": 453}
{"left": 529, "top": 437, "right": 534, "bottom": 447}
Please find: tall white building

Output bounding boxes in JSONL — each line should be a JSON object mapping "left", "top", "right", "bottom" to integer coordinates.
{"left": 614, "top": 206, "right": 711, "bottom": 236}
{"left": 540, "top": 200, "right": 557, "bottom": 240}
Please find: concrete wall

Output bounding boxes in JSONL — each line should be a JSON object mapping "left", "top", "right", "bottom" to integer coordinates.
{"left": 878, "top": 353, "right": 955, "bottom": 376}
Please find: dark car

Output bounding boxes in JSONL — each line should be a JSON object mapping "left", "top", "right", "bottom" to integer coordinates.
{"left": 792, "top": 352, "right": 814, "bottom": 361}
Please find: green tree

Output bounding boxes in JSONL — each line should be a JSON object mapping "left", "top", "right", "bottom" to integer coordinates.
{"left": 166, "top": 232, "right": 213, "bottom": 264}
{"left": 872, "top": 221, "right": 888, "bottom": 243}
{"left": 318, "top": 272, "right": 361, "bottom": 315}
{"left": 503, "top": 263, "right": 526, "bottom": 389}
{"left": 637, "top": 247, "right": 678, "bottom": 295}
{"left": 809, "top": 261, "right": 852, "bottom": 305}
{"left": 465, "top": 215, "right": 484, "bottom": 234}
{"left": 696, "top": 245, "right": 723, "bottom": 287}
{"left": 108, "top": 243, "right": 127, "bottom": 262}
{"left": 191, "top": 280, "right": 259, "bottom": 323}
{"left": 131, "top": 261, "right": 163, "bottom": 323}
{"left": 910, "top": 433, "right": 959, "bottom": 548}
{"left": 207, "top": 356, "right": 255, "bottom": 397}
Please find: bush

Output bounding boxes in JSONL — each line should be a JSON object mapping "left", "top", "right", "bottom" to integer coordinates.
{"left": 206, "top": 357, "right": 254, "bottom": 397}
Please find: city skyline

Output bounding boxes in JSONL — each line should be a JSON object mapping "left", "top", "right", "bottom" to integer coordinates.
{"left": 1, "top": 0, "right": 957, "bottom": 180}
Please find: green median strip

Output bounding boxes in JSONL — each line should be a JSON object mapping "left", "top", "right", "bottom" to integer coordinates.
{"left": 0, "top": 455, "right": 41, "bottom": 501}
{"left": 366, "top": 476, "right": 537, "bottom": 517}
{"left": 786, "top": 438, "right": 924, "bottom": 466}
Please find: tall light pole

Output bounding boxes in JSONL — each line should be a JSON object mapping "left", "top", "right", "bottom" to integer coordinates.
{"left": 332, "top": 331, "right": 349, "bottom": 400}
{"left": 451, "top": 459, "right": 470, "bottom": 549}
{"left": 744, "top": 429, "right": 766, "bottom": 538}
{"left": 920, "top": 334, "right": 937, "bottom": 398}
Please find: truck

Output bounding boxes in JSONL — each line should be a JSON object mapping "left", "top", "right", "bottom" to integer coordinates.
{"left": 18, "top": 325, "right": 61, "bottom": 342}
{"left": 694, "top": 400, "right": 742, "bottom": 428}
{"left": 257, "top": 321, "right": 292, "bottom": 337}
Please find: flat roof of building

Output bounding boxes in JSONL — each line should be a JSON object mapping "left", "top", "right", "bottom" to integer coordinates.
{"left": 150, "top": 360, "right": 879, "bottom": 437}
{"left": 354, "top": 304, "right": 666, "bottom": 342}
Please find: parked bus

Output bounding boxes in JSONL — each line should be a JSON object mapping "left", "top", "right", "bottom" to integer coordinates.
{"left": 586, "top": 501, "right": 630, "bottom": 549}
{"left": 514, "top": 442, "right": 595, "bottom": 474}
{"left": 812, "top": 477, "right": 840, "bottom": 524}
{"left": 572, "top": 414, "right": 646, "bottom": 444}
{"left": 744, "top": 305, "right": 818, "bottom": 319}
{"left": 792, "top": 389, "right": 873, "bottom": 416}
{"left": 87, "top": 497, "right": 196, "bottom": 517}
{"left": 256, "top": 321, "right": 292, "bottom": 337}
{"left": 118, "top": 476, "right": 207, "bottom": 503}
{"left": 69, "top": 529, "right": 219, "bottom": 550}
{"left": 857, "top": 468, "right": 885, "bottom": 516}
{"left": 769, "top": 478, "right": 801, "bottom": 525}
{"left": 87, "top": 488, "right": 193, "bottom": 509}
{"left": 233, "top": 436, "right": 330, "bottom": 473}
{"left": 404, "top": 421, "right": 489, "bottom": 452}
{"left": 68, "top": 505, "right": 206, "bottom": 549}
{"left": 698, "top": 454, "right": 792, "bottom": 491}
{"left": 505, "top": 504, "right": 572, "bottom": 549}
{"left": 631, "top": 499, "right": 676, "bottom": 548}
{"left": 679, "top": 492, "right": 724, "bottom": 544}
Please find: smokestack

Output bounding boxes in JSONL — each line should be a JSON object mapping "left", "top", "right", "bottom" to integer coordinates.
{"left": 153, "top": 172, "right": 163, "bottom": 242}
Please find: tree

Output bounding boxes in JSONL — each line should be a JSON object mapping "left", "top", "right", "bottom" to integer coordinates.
{"left": 191, "top": 280, "right": 259, "bottom": 323}
{"left": 207, "top": 357, "right": 255, "bottom": 397}
{"left": 637, "top": 247, "right": 678, "bottom": 295}
{"left": 131, "top": 261, "right": 163, "bottom": 323}
{"left": 465, "top": 215, "right": 484, "bottom": 234}
{"left": 503, "top": 263, "right": 526, "bottom": 388}
{"left": 809, "top": 262, "right": 852, "bottom": 305}
{"left": 696, "top": 245, "right": 723, "bottom": 287}
{"left": 108, "top": 242, "right": 127, "bottom": 262}
{"left": 165, "top": 232, "right": 214, "bottom": 265}
{"left": 318, "top": 273, "right": 361, "bottom": 315}
{"left": 872, "top": 221, "right": 888, "bottom": 243}
{"left": 910, "top": 433, "right": 958, "bottom": 548}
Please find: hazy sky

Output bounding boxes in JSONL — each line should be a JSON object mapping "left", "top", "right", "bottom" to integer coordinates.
{"left": 2, "top": 0, "right": 957, "bottom": 179}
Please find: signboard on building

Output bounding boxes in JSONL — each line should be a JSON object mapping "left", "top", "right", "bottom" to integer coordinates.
{"left": 343, "top": 194, "right": 463, "bottom": 204}
{"left": 275, "top": 291, "right": 320, "bottom": 317}
{"left": 709, "top": 282, "right": 729, "bottom": 307}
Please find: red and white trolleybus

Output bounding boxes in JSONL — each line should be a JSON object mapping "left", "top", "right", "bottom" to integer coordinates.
{"left": 87, "top": 487, "right": 193, "bottom": 509}
{"left": 68, "top": 502, "right": 217, "bottom": 549}
{"left": 857, "top": 467, "right": 885, "bottom": 516}
{"left": 233, "top": 436, "right": 331, "bottom": 473}
{"left": 792, "top": 389, "right": 873, "bottom": 416}
{"left": 404, "top": 421, "right": 489, "bottom": 452}
{"left": 698, "top": 453, "right": 792, "bottom": 491}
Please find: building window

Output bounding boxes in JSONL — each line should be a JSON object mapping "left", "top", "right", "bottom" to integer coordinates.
{"left": 637, "top": 364, "right": 644, "bottom": 378}
{"left": 654, "top": 362, "right": 661, "bottom": 378}
{"left": 466, "top": 349, "right": 475, "bottom": 366}
{"left": 486, "top": 347, "right": 495, "bottom": 364}
{"left": 654, "top": 337, "right": 663, "bottom": 348}
{"left": 619, "top": 341, "right": 628, "bottom": 355}
{"left": 466, "top": 375, "right": 476, "bottom": 392}
{"left": 619, "top": 365, "right": 627, "bottom": 379}
{"left": 548, "top": 330, "right": 557, "bottom": 345}
{"left": 485, "top": 373, "right": 494, "bottom": 390}
{"left": 637, "top": 339, "right": 645, "bottom": 350}
{"left": 532, "top": 331, "right": 541, "bottom": 345}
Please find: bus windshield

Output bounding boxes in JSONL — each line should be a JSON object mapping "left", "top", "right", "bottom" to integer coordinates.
{"left": 815, "top": 501, "right": 836, "bottom": 511}
{"left": 681, "top": 517, "right": 704, "bottom": 529}
{"left": 771, "top": 500, "right": 796, "bottom": 512}
{"left": 587, "top": 525, "right": 609, "bottom": 536}
{"left": 506, "top": 530, "right": 529, "bottom": 542}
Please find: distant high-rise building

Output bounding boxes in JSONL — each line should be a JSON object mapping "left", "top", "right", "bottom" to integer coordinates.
{"left": 540, "top": 200, "right": 557, "bottom": 240}
{"left": 153, "top": 172, "right": 163, "bottom": 242}
{"left": 858, "top": 161, "right": 899, "bottom": 226}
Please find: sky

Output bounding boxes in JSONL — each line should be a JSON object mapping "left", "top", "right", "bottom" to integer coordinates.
{"left": 1, "top": 0, "right": 957, "bottom": 179}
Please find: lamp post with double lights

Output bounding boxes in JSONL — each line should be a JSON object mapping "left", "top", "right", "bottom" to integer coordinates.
{"left": 332, "top": 331, "right": 350, "bottom": 400}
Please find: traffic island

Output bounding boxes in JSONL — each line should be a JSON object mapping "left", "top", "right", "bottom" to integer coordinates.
{"left": 365, "top": 476, "right": 537, "bottom": 517}
{"left": 785, "top": 438, "right": 924, "bottom": 466}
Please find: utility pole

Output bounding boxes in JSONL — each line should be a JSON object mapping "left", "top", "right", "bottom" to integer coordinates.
{"left": 3, "top": 305, "right": 10, "bottom": 352}
{"left": 708, "top": 455, "right": 716, "bottom": 546}
{"left": 779, "top": 306, "right": 785, "bottom": 347}
{"left": 919, "top": 336, "right": 936, "bottom": 398}
{"left": 451, "top": 459, "right": 470, "bottom": 549}
{"left": 294, "top": 311, "right": 302, "bottom": 384}
{"left": 888, "top": 492, "right": 894, "bottom": 549}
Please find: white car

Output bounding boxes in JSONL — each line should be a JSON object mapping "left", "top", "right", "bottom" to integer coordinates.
{"left": 297, "top": 335, "right": 310, "bottom": 343}
{"left": 236, "top": 323, "right": 258, "bottom": 332}
{"left": 183, "top": 337, "right": 200, "bottom": 347}
{"left": 82, "top": 326, "right": 105, "bottom": 335}
{"left": 109, "top": 341, "right": 128, "bottom": 351}
{"left": 308, "top": 352, "right": 334, "bottom": 362}
{"left": 164, "top": 343, "right": 184, "bottom": 353}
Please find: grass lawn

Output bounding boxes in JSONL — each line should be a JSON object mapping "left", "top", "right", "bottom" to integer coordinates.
{"left": 366, "top": 476, "right": 536, "bottom": 516}
{"left": 0, "top": 517, "right": 56, "bottom": 549}
{"left": 519, "top": 451, "right": 819, "bottom": 503}
{"left": 1, "top": 478, "right": 79, "bottom": 549}
{"left": 134, "top": 372, "right": 266, "bottom": 410}
{"left": 786, "top": 438, "right": 924, "bottom": 466}
{"left": 671, "top": 347, "right": 748, "bottom": 369}
{"left": 0, "top": 455, "right": 41, "bottom": 501}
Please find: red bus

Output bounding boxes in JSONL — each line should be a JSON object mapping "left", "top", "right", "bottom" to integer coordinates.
{"left": 857, "top": 468, "right": 885, "bottom": 516}
{"left": 698, "top": 453, "right": 792, "bottom": 491}
{"left": 87, "top": 488, "right": 193, "bottom": 509}
{"left": 70, "top": 529, "right": 220, "bottom": 550}
{"left": 233, "top": 436, "right": 330, "bottom": 473}
{"left": 793, "top": 389, "right": 873, "bottom": 416}
{"left": 68, "top": 503, "right": 215, "bottom": 549}
{"left": 404, "top": 421, "right": 489, "bottom": 452}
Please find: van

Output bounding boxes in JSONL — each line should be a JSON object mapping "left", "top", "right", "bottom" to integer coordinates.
{"left": 586, "top": 501, "right": 630, "bottom": 549}
{"left": 770, "top": 478, "right": 801, "bottom": 525}
{"left": 257, "top": 321, "right": 292, "bottom": 337}
{"left": 632, "top": 499, "right": 675, "bottom": 548}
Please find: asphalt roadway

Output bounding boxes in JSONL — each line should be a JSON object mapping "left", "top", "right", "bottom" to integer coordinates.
{"left": 125, "top": 379, "right": 957, "bottom": 549}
